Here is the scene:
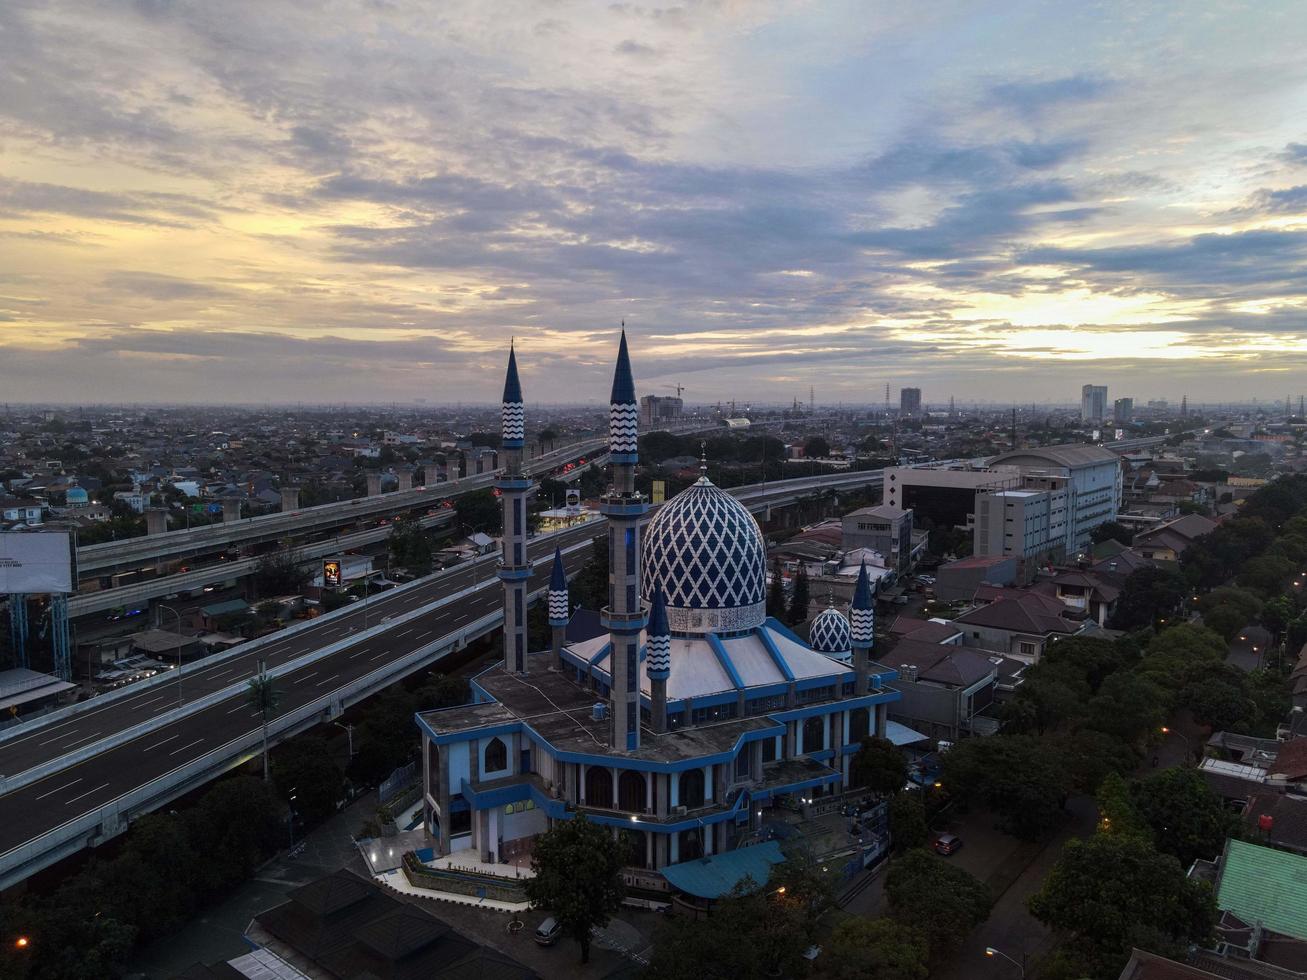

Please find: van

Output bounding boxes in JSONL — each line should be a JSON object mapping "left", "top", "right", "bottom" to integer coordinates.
{"left": 533, "top": 916, "right": 562, "bottom": 946}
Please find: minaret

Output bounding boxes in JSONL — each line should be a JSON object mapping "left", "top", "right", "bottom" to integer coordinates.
{"left": 497, "top": 343, "right": 532, "bottom": 674}
{"left": 646, "top": 589, "right": 671, "bottom": 734}
{"left": 601, "top": 329, "right": 649, "bottom": 751}
{"left": 547, "top": 546, "right": 569, "bottom": 671}
{"left": 850, "top": 560, "right": 874, "bottom": 696}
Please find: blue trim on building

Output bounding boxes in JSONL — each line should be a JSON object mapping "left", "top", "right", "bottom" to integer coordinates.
{"left": 599, "top": 497, "right": 646, "bottom": 515}
{"left": 754, "top": 626, "right": 796, "bottom": 682}
{"left": 705, "top": 632, "right": 745, "bottom": 690}
{"left": 501, "top": 439, "right": 525, "bottom": 450}
{"left": 495, "top": 477, "right": 533, "bottom": 490}
{"left": 498, "top": 568, "right": 532, "bottom": 582}
{"left": 769, "top": 691, "right": 897, "bottom": 724}
{"left": 608, "top": 452, "right": 640, "bottom": 466}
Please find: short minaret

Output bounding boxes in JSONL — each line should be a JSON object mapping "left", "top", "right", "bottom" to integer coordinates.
{"left": 646, "top": 588, "right": 671, "bottom": 734}
{"left": 601, "top": 329, "right": 649, "bottom": 751}
{"left": 497, "top": 343, "right": 533, "bottom": 674}
{"left": 547, "top": 546, "right": 570, "bottom": 670}
{"left": 850, "top": 560, "right": 875, "bottom": 695}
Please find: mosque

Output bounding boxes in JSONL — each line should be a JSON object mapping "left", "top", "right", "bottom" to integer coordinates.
{"left": 416, "top": 332, "right": 901, "bottom": 876}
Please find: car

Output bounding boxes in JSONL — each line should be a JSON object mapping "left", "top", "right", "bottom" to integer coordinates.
{"left": 533, "top": 916, "right": 562, "bottom": 946}
{"left": 932, "top": 833, "right": 962, "bottom": 856}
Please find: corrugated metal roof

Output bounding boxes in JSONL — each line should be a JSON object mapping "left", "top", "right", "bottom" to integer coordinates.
{"left": 1217, "top": 840, "right": 1307, "bottom": 941}
{"left": 661, "top": 840, "right": 785, "bottom": 899}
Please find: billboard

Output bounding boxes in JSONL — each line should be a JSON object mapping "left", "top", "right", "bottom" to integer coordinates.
{"left": 322, "top": 559, "right": 342, "bottom": 589}
{"left": 0, "top": 531, "right": 74, "bottom": 594}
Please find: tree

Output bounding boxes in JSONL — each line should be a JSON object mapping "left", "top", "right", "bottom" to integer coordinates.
{"left": 767, "top": 558, "right": 787, "bottom": 619}
{"left": 1028, "top": 834, "right": 1215, "bottom": 978}
{"left": 885, "top": 849, "right": 991, "bottom": 957}
{"left": 804, "top": 436, "right": 831, "bottom": 459}
{"left": 819, "top": 918, "right": 929, "bottom": 980}
{"left": 251, "top": 542, "right": 309, "bottom": 597}
{"left": 889, "top": 791, "right": 929, "bottom": 851}
{"left": 570, "top": 536, "right": 608, "bottom": 611}
{"left": 1198, "top": 586, "right": 1262, "bottom": 641}
{"left": 525, "top": 816, "right": 624, "bottom": 963}
{"left": 247, "top": 669, "right": 281, "bottom": 781}
{"left": 787, "top": 564, "right": 811, "bottom": 626}
{"left": 1108, "top": 565, "right": 1185, "bottom": 630}
{"left": 1050, "top": 729, "right": 1137, "bottom": 796}
{"left": 1130, "top": 768, "right": 1238, "bottom": 868}
{"left": 939, "top": 736, "right": 1071, "bottom": 840}
{"left": 1090, "top": 521, "right": 1133, "bottom": 547}
{"left": 850, "top": 737, "right": 908, "bottom": 796}
{"left": 273, "top": 736, "right": 346, "bottom": 826}
{"left": 1085, "top": 671, "right": 1169, "bottom": 745}
{"left": 456, "top": 487, "right": 501, "bottom": 534}
{"left": 538, "top": 428, "right": 557, "bottom": 453}
{"left": 387, "top": 515, "right": 433, "bottom": 575}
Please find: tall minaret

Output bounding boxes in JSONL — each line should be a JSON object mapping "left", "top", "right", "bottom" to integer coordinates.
{"left": 602, "top": 329, "right": 649, "bottom": 751}
{"left": 547, "top": 546, "right": 570, "bottom": 671}
{"left": 498, "top": 343, "right": 532, "bottom": 674}
{"left": 646, "top": 589, "right": 670, "bottom": 734}
{"left": 850, "top": 560, "right": 874, "bottom": 696}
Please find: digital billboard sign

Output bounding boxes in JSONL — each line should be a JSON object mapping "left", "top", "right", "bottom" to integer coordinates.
{"left": 0, "top": 532, "right": 74, "bottom": 594}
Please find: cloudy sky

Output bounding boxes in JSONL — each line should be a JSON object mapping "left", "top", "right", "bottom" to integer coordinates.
{"left": 2, "top": 1, "right": 1306, "bottom": 406}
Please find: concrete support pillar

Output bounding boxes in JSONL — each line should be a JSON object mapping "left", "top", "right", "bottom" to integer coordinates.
{"left": 280, "top": 486, "right": 300, "bottom": 512}
{"left": 144, "top": 508, "right": 169, "bottom": 536}
{"left": 651, "top": 677, "right": 667, "bottom": 734}
{"left": 395, "top": 468, "right": 413, "bottom": 492}
{"left": 221, "top": 497, "right": 241, "bottom": 523}
{"left": 551, "top": 625, "right": 565, "bottom": 672}
{"left": 366, "top": 471, "right": 383, "bottom": 497}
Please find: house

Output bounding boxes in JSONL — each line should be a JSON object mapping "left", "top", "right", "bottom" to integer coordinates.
{"left": 1133, "top": 513, "right": 1218, "bottom": 561}
{"left": 888, "top": 637, "right": 1002, "bottom": 741}
{"left": 1044, "top": 569, "right": 1122, "bottom": 625}
{"left": 1207, "top": 840, "right": 1307, "bottom": 972}
{"left": 934, "top": 555, "right": 1018, "bottom": 602}
{"left": 950, "top": 591, "right": 1089, "bottom": 663}
{"left": 1244, "top": 792, "right": 1307, "bottom": 857}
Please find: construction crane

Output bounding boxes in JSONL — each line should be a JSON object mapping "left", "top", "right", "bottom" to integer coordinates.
{"left": 663, "top": 384, "right": 685, "bottom": 397}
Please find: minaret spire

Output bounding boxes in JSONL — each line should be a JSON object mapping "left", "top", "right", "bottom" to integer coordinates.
{"left": 601, "top": 327, "right": 648, "bottom": 751}
{"left": 646, "top": 588, "right": 671, "bottom": 734}
{"left": 850, "top": 560, "right": 874, "bottom": 696}
{"left": 497, "top": 343, "right": 532, "bottom": 674}
{"left": 547, "top": 546, "right": 570, "bottom": 671}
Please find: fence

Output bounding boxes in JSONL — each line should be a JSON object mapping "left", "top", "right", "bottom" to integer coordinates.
{"left": 379, "top": 761, "right": 417, "bottom": 803}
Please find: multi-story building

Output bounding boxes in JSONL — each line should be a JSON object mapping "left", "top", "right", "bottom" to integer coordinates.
{"left": 416, "top": 335, "right": 900, "bottom": 873}
{"left": 973, "top": 483, "right": 1071, "bottom": 575}
{"left": 900, "top": 387, "right": 922, "bottom": 419}
{"left": 1081, "top": 384, "right": 1108, "bottom": 424}
{"left": 1114, "top": 397, "right": 1134, "bottom": 424}
{"left": 639, "top": 394, "right": 684, "bottom": 429}
{"left": 842, "top": 504, "right": 914, "bottom": 572}
{"left": 987, "top": 444, "right": 1122, "bottom": 553}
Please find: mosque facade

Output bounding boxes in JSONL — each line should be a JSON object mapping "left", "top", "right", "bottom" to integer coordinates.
{"left": 416, "top": 333, "right": 900, "bottom": 872}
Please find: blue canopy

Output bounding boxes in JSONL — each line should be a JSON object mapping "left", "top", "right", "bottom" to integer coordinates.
{"left": 660, "top": 840, "right": 785, "bottom": 900}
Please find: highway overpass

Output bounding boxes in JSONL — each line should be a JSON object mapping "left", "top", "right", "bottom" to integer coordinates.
{"left": 0, "top": 521, "right": 601, "bottom": 889}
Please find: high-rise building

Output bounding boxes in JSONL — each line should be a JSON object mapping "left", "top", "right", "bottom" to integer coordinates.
{"left": 1081, "top": 385, "right": 1108, "bottom": 424}
{"left": 638, "top": 394, "right": 683, "bottom": 429}
{"left": 1114, "top": 397, "right": 1133, "bottom": 424}
{"left": 900, "top": 387, "right": 922, "bottom": 419}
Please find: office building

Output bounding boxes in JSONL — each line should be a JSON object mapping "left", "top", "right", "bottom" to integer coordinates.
{"left": 1114, "top": 397, "right": 1133, "bottom": 424}
{"left": 987, "top": 444, "right": 1122, "bottom": 552}
{"left": 900, "top": 387, "right": 922, "bottom": 419}
{"left": 842, "top": 504, "right": 914, "bottom": 572}
{"left": 973, "top": 483, "right": 1071, "bottom": 575}
{"left": 1081, "top": 385, "right": 1108, "bottom": 424}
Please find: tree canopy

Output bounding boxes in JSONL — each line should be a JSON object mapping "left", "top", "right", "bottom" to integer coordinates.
{"left": 818, "top": 917, "right": 930, "bottom": 980}
{"left": 524, "top": 816, "right": 625, "bottom": 963}
{"left": 885, "top": 849, "right": 991, "bottom": 956}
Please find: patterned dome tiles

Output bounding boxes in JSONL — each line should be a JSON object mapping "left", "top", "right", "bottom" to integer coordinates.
{"left": 810, "top": 606, "right": 852, "bottom": 654}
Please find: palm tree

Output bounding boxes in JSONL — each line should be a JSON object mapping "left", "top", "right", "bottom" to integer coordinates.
{"left": 247, "top": 661, "right": 281, "bottom": 781}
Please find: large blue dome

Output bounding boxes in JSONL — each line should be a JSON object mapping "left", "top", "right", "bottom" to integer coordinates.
{"left": 642, "top": 476, "right": 767, "bottom": 634}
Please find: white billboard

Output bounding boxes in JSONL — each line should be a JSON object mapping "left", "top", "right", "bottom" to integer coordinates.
{"left": 0, "top": 532, "right": 74, "bottom": 594}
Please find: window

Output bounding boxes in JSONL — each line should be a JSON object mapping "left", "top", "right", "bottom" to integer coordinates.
{"left": 585, "top": 766, "right": 613, "bottom": 808}
{"left": 625, "top": 527, "right": 636, "bottom": 574}
{"left": 734, "top": 752, "right": 751, "bottom": 780}
{"left": 802, "top": 715, "right": 825, "bottom": 753}
{"left": 679, "top": 769, "right": 705, "bottom": 808}
{"left": 849, "top": 706, "right": 870, "bottom": 741}
{"left": 618, "top": 770, "right": 647, "bottom": 812}
{"left": 762, "top": 737, "right": 778, "bottom": 763}
{"left": 627, "top": 644, "right": 637, "bottom": 692}
{"left": 484, "top": 737, "right": 507, "bottom": 774}
{"left": 449, "top": 807, "right": 471, "bottom": 836}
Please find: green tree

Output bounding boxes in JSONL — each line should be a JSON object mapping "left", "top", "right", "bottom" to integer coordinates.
{"left": 524, "top": 816, "right": 624, "bottom": 963}
{"left": 804, "top": 435, "right": 831, "bottom": 459}
{"left": 1085, "top": 671, "right": 1169, "bottom": 745}
{"left": 251, "top": 541, "right": 309, "bottom": 597}
{"left": 850, "top": 737, "right": 908, "bottom": 796}
{"left": 1028, "top": 834, "right": 1215, "bottom": 979}
{"left": 1198, "top": 586, "right": 1263, "bottom": 641}
{"left": 387, "top": 515, "right": 433, "bottom": 575}
{"left": 570, "top": 536, "right": 609, "bottom": 610}
{"left": 1090, "top": 521, "right": 1133, "bottom": 547}
{"left": 767, "top": 558, "right": 787, "bottom": 620}
{"left": 819, "top": 917, "right": 929, "bottom": 980}
{"left": 787, "top": 564, "right": 811, "bottom": 626}
{"left": 885, "top": 849, "right": 991, "bottom": 957}
{"left": 1094, "top": 771, "right": 1149, "bottom": 839}
{"left": 1108, "top": 565, "right": 1185, "bottom": 630}
{"left": 1130, "top": 768, "right": 1238, "bottom": 868}
{"left": 457, "top": 487, "right": 501, "bottom": 534}
{"left": 273, "top": 736, "right": 346, "bottom": 825}
{"left": 889, "top": 791, "right": 930, "bottom": 851}
{"left": 939, "top": 736, "right": 1070, "bottom": 840}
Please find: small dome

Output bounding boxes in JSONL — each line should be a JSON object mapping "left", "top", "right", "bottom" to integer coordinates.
{"left": 809, "top": 606, "right": 852, "bottom": 655}
{"left": 641, "top": 476, "right": 767, "bottom": 634}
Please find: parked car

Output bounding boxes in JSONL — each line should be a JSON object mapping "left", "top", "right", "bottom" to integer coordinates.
{"left": 534, "top": 916, "right": 562, "bottom": 946}
{"left": 932, "top": 833, "right": 962, "bottom": 856}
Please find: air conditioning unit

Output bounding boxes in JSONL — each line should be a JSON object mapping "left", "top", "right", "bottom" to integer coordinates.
{"left": 674, "top": 805, "right": 688, "bottom": 816}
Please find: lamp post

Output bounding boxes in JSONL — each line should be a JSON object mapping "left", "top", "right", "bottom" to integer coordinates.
{"left": 984, "top": 945, "right": 1026, "bottom": 977}
{"left": 1161, "top": 726, "right": 1192, "bottom": 764}
{"left": 158, "top": 603, "right": 183, "bottom": 706}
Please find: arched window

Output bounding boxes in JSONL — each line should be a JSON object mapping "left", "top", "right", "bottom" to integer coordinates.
{"left": 849, "top": 707, "right": 870, "bottom": 743}
{"left": 678, "top": 828, "right": 703, "bottom": 861}
{"left": 679, "top": 769, "right": 705, "bottom": 809}
{"left": 483, "top": 737, "right": 507, "bottom": 774}
{"left": 802, "top": 715, "right": 825, "bottom": 754}
{"left": 618, "top": 770, "right": 647, "bottom": 813}
{"left": 622, "top": 829, "right": 647, "bottom": 869}
{"left": 585, "top": 766, "right": 613, "bottom": 808}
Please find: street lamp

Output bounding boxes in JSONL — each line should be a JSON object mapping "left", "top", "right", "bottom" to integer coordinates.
{"left": 158, "top": 603, "right": 184, "bottom": 706}
{"left": 985, "top": 945, "right": 1025, "bottom": 977}
{"left": 1161, "top": 726, "right": 1192, "bottom": 764}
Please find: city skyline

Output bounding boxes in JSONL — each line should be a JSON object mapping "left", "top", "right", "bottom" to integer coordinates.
{"left": 2, "top": 1, "right": 1306, "bottom": 404}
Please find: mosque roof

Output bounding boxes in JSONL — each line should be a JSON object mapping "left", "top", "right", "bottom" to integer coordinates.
{"left": 502, "top": 343, "right": 522, "bottom": 404}
{"left": 610, "top": 329, "right": 635, "bottom": 404}
{"left": 809, "top": 605, "right": 852, "bottom": 655}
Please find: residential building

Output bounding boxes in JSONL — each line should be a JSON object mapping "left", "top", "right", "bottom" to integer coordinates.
{"left": 951, "top": 592, "right": 1090, "bottom": 663}
{"left": 1133, "top": 513, "right": 1218, "bottom": 561}
{"left": 1081, "top": 384, "right": 1108, "bottom": 424}
{"left": 1114, "top": 397, "right": 1134, "bottom": 424}
{"left": 900, "top": 387, "right": 922, "bottom": 419}
{"left": 888, "top": 638, "right": 1001, "bottom": 741}
{"left": 934, "top": 555, "right": 1019, "bottom": 601}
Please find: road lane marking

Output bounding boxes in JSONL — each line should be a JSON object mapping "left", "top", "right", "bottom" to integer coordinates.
{"left": 315, "top": 674, "right": 340, "bottom": 687}
{"left": 297, "top": 671, "right": 318, "bottom": 682}
{"left": 64, "top": 782, "right": 111, "bottom": 806}
{"left": 226, "top": 702, "right": 249, "bottom": 714}
{"left": 35, "top": 777, "right": 82, "bottom": 801}
{"left": 169, "top": 738, "right": 204, "bottom": 756}
{"left": 60, "top": 734, "right": 98, "bottom": 750}
{"left": 370, "top": 652, "right": 388, "bottom": 661}
{"left": 415, "top": 631, "right": 431, "bottom": 639}
{"left": 36, "top": 729, "right": 83, "bottom": 747}
{"left": 396, "top": 628, "right": 413, "bottom": 638}
{"left": 143, "top": 733, "right": 180, "bottom": 752}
